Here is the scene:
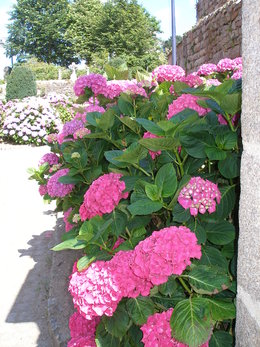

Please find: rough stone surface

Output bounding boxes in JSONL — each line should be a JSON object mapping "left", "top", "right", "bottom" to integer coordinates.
{"left": 236, "top": 0, "right": 260, "bottom": 344}
{"left": 196, "top": 0, "right": 229, "bottom": 21}
{"left": 37, "top": 80, "right": 74, "bottom": 98}
{"left": 169, "top": 0, "right": 242, "bottom": 73}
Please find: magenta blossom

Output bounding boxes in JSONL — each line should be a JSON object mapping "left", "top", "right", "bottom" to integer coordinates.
{"left": 47, "top": 168, "right": 74, "bottom": 198}
{"left": 73, "top": 73, "right": 107, "bottom": 97}
{"left": 197, "top": 63, "right": 217, "bottom": 76}
{"left": 38, "top": 153, "right": 59, "bottom": 167}
{"left": 143, "top": 132, "right": 161, "bottom": 160}
{"left": 167, "top": 94, "right": 209, "bottom": 119}
{"left": 217, "top": 58, "right": 236, "bottom": 73}
{"left": 178, "top": 176, "right": 221, "bottom": 216}
{"left": 152, "top": 65, "right": 185, "bottom": 83}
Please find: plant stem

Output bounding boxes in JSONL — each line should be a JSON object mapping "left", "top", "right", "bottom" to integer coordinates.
{"left": 225, "top": 113, "right": 236, "bottom": 132}
{"left": 174, "top": 149, "right": 184, "bottom": 177}
{"left": 178, "top": 277, "right": 192, "bottom": 295}
{"left": 133, "top": 163, "right": 151, "bottom": 177}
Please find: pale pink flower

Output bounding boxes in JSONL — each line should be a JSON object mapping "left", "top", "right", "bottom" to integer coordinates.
{"left": 152, "top": 65, "right": 185, "bottom": 83}
{"left": 197, "top": 63, "right": 217, "bottom": 76}
{"left": 167, "top": 94, "right": 209, "bottom": 119}
{"left": 178, "top": 177, "right": 221, "bottom": 216}
{"left": 217, "top": 58, "right": 235, "bottom": 73}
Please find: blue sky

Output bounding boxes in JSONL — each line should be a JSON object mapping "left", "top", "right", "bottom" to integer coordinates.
{"left": 0, "top": 0, "right": 197, "bottom": 68}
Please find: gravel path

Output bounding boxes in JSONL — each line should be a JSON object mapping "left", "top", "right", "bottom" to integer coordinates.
{"left": 0, "top": 144, "right": 56, "bottom": 347}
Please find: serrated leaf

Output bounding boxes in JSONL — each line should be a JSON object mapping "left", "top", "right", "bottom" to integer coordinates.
{"left": 115, "top": 143, "right": 148, "bottom": 164}
{"left": 51, "top": 238, "right": 86, "bottom": 251}
{"left": 58, "top": 175, "right": 82, "bottom": 184}
{"left": 77, "top": 255, "right": 96, "bottom": 271}
{"left": 218, "top": 153, "right": 240, "bottom": 179}
{"left": 214, "top": 185, "right": 236, "bottom": 219}
{"left": 111, "top": 210, "right": 127, "bottom": 236}
{"left": 118, "top": 116, "right": 140, "bottom": 133}
{"left": 209, "top": 331, "right": 233, "bottom": 347}
{"left": 207, "top": 298, "right": 236, "bottom": 321}
{"left": 186, "top": 219, "right": 206, "bottom": 244}
{"left": 155, "top": 163, "right": 177, "bottom": 198}
{"left": 187, "top": 265, "right": 231, "bottom": 294}
{"left": 118, "top": 94, "right": 134, "bottom": 116}
{"left": 127, "top": 199, "right": 163, "bottom": 216}
{"left": 126, "top": 297, "right": 155, "bottom": 325}
{"left": 170, "top": 297, "right": 212, "bottom": 347}
{"left": 220, "top": 93, "right": 241, "bottom": 115}
{"left": 103, "top": 303, "right": 131, "bottom": 338}
{"left": 158, "top": 276, "right": 177, "bottom": 296}
{"left": 215, "top": 131, "right": 237, "bottom": 150}
{"left": 205, "top": 146, "right": 227, "bottom": 161}
{"left": 145, "top": 183, "right": 160, "bottom": 201}
{"left": 172, "top": 204, "right": 191, "bottom": 223}
{"left": 104, "top": 150, "right": 129, "bottom": 168}
{"left": 200, "top": 246, "right": 228, "bottom": 271}
{"left": 95, "top": 321, "right": 121, "bottom": 347}
{"left": 136, "top": 118, "right": 165, "bottom": 136}
{"left": 205, "top": 221, "right": 235, "bottom": 245}
{"left": 139, "top": 137, "right": 177, "bottom": 151}
{"left": 180, "top": 131, "right": 214, "bottom": 159}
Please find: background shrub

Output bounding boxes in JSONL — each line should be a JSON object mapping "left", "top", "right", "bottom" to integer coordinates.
{"left": 6, "top": 66, "right": 37, "bottom": 101}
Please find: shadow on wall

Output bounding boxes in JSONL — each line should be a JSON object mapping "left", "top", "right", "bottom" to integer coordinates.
{"left": 5, "top": 215, "right": 77, "bottom": 347}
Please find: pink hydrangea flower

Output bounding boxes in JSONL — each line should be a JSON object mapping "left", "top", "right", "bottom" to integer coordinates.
{"left": 68, "top": 311, "right": 100, "bottom": 347}
{"left": 233, "top": 57, "right": 242, "bottom": 67}
{"left": 205, "top": 79, "right": 221, "bottom": 87}
{"left": 39, "top": 153, "right": 59, "bottom": 166}
{"left": 178, "top": 177, "right": 221, "bottom": 216}
{"left": 217, "top": 58, "right": 235, "bottom": 73}
{"left": 79, "top": 173, "right": 128, "bottom": 221}
{"left": 64, "top": 208, "right": 74, "bottom": 232}
{"left": 74, "top": 74, "right": 107, "bottom": 97}
{"left": 143, "top": 132, "right": 161, "bottom": 160}
{"left": 46, "top": 133, "right": 58, "bottom": 143}
{"left": 179, "top": 74, "right": 203, "bottom": 87}
{"left": 47, "top": 168, "right": 74, "bottom": 198}
{"left": 231, "top": 70, "right": 243, "bottom": 80}
{"left": 152, "top": 65, "right": 185, "bottom": 83}
{"left": 39, "top": 184, "right": 48, "bottom": 196}
{"left": 69, "top": 226, "right": 201, "bottom": 320}
{"left": 112, "top": 237, "right": 124, "bottom": 250}
{"left": 104, "top": 80, "right": 147, "bottom": 99}
{"left": 85, "top": 105, "right": 105, "bottom": 114}
{"left": 167, "top": 94, "right": 209, "bottom": 119}
{"left": 197, "top": 64, "right": 217, "bottom": 76}
{"left": 73, "top": 128, "right": 91, "bottom": 140}
{"left": 141, "top": 309, "right": 209, "bottom": 347}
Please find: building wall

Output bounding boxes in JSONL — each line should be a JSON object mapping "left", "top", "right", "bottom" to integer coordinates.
{"left": 196, "top": 0, "right": 229, "bottom": 20}
{"left": 169, "top": 0, "right": 242, "bottom": 73}
{"left": 236, "top": 0, "right": 260, "bottom": 344}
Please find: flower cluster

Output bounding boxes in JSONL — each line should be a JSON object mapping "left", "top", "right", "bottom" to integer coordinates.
{"left": 167, "top": 94, "right": 209, "bottom": 119}
{"left": 217, "top": 58, "right": 235, "bottom": 73}
{"left": 205, "top": 79, "right": 221, "bottom": 87}
{"left": 57, "top": 119, "right": 85, "bottom": 144}
{"left": 197, "top": 63, "right": 217, "bottom": 76}
{"left": 68, "top": 312, "right": 100, "bottom": 347}
{"left": 178, "top": 176, "right": 221, "bottom": 216}
{"left": 73, "top": 128, "right": 91, "bottom": 140}
{"left": 39, "top": 184, "right": 48, "bottom": 196}
{"left": 141, "top": 309, "right": 209, "bottom": 347}
{"left": 104, "top": 80, "right": 147, "bottom": 99}
{"left": 74, "top": 74, "right": 107, "bottom": 97}
{"left": 69, "top": 226, "right": 201, "bottom": 320}
{"left": 47, "top": 168, "right": 74, "bottom": 198}
{"left": 79, "top": 173, "right": 128, "bottom": 221}
{"left": 143, "top": 132, "right": 161, "bottom": 159}
{"left": 179, "top": 74, "right": 203, "bottom": 87}
{"left": 1, "top": 96, "right": 62, "bottom": 145}
{"left": 38, "top": 153, "right": 59, "bottom": 167}
{"left": 152, "top": 65, "right": 185, "bottom": 83}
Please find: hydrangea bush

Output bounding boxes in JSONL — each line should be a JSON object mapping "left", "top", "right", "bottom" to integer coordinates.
{"left": 29, "top": 57, "right": 242, "bottom": 347}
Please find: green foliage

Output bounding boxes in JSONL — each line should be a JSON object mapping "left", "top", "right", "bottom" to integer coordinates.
{"left": 6, "top": 0, "right": 77, "bottom": 66}
{"left": 6, "top": 66, "right": 37, "bottom": 100}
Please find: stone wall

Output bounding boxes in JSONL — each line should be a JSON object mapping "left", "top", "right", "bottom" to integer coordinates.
{"left": 196, "top": 0, "right": 229, "bottom": 21}
{"left": 37, "top": 80, "right": 74, "bottom": 98}
{"left": 170, "top": 0, "right": 242, "bottom": 73}
{"left": 236, "top": 0, "right": 260, "bottom": 345}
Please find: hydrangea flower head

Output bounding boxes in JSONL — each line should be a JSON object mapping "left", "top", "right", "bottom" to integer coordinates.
{"left": 152, "top": 65, "right": 185, "bottom": 83}
{"left": 39, "top": 184, "right": 48, "bottom": 196}
{"left": 47, "top": 168, "right": 74, "bottom": 198}
{"left": 64, "top": 208, "right": 74, "bottom": 232}
{"left": 178, "top": 176, "right": 221, "bottom": 216}
{"left": 167, "top": 94, "right": 209, "bottom": 119}
{"left": 79, "top": 173, "right": 128, "bottom": 221}
{"left": 179, "top": 74, "right": 203, "bottom": 87}
{"left": 197, "top": 63, "right": 217, "bottom": 76}
{"left": 205, "top": 79, "right": 221, "bottom": 87}
{"left": 74, "top": 74, "right": 107, "bottom": 96}
{"left": 217, "top": 58, "right": 235, "bottom": 73}
{"left": 39, "top": 153, "right": 59, "bottom": 166}
{"left": 231, "top": 70, "right": 243, "bottom": 80}
{"left": 143, "top": 132, "right": 161, "bottom": 160}
{"left": 141, "top": 309, "right": 209, "bottom": 347}
{"left": 73, "top": 128, "right": 91, "bottom": 140}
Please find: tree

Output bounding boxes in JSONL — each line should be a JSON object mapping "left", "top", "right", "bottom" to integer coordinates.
{"left": 65, "top": 0, "right": 104, "bottom": 64}
{"left": 5, "top": 0, "right": 78, "bottom": 66}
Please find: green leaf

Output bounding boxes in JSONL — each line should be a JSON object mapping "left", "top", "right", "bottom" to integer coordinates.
{"left": 117, "top": 116, "right": 140, "bottom": 133}
{"left": 77, "top": 255, "right": 96, "bottom": 271}
{"left": 86, "top": 112, "right": 102, "bottom": 126}
{"left": 58, "top": 175, "right": 82, "bottom": 184}
{"left": 187, "top": 265, "right": 231, "bottom": 295}
{"left": 220, "top": 93, "right": 241, "bottom": 115}
{"left": 103, "top": 303, "right": 131, "bottom": 338}
{"left": 184, "top": 158, "right": 205, "bottom": 174}
{"left": 79, "top": 219, "right": 94, "bottom": 242}
{"left": 209, "top": 331, "right": 233, "bottom": 347}
{"left": 180, "top": 131, "right": 214, "bottom": 159}
{"left": 51, "top": 238, "right": 86, "bottom": 251}
{"left": 172, "top": 204, "right": 191, "bottom": 223}
{"left": 111, "top": 210, "right": 127, "bottom": 236}
{"left": 158, "top": 276, "right": 177, "bottom": 296}
{"left": 215, "top": 131, "right": 237, "bottom": 150}
{"left": 104, "top": 150, "right": 129, "bottom": 168}
{"left": 145, "top": 183, "right": 161, "bottom": 201}
{"left": 173, "top": 81, "right": 190, "bottom": 94}
{"left": 118, "top": 94, "right": 134, "bottom": 116}
{"left": 205, "top": 221, "right": 235, "bottom": 245}
{"left": 214, "top": 185, "right": 236, "bottom": 219}
{"left": 115, "top": 143, "right": 148, "bottom": 164}
{"left": 136, "top": 118, "right": 165, "bottom": 136}
{"left": 126, "top": 297, "right": 155, "bottom": 325}
{"left": 139, "top": 137, "right": 177, "bottom": 151}
{"left": 155, "top": 163, "right": 177, "bottom": 198}
{"left": 95, "top": 321, "right": 121, "bottom": 347}
{"left": 127, "top": 199, "right": 163, "bottom": 216}
{"left": 218, "top": 153, "right": 240, "bottom": 178}
{"left": 186, "top": 219, "right": 206, "bottom": 244}
{"left": 207, "top": 298, "right": 236, "bottom": 321}
{"left": 200, "top": 246, "right": 228, "bottom": 271}
{"left": 96, "top": 109, "right": 115, "bottom": 130}
{"left": 170, "top": 297, "right": 212, "bottom": 347}
{"left": 205, "top": 146, "right": 227, "bottom": 161}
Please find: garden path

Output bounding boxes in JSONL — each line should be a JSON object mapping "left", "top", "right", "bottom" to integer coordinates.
{"left": 0, "top": 144, "right": 56, "bottom": 347}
